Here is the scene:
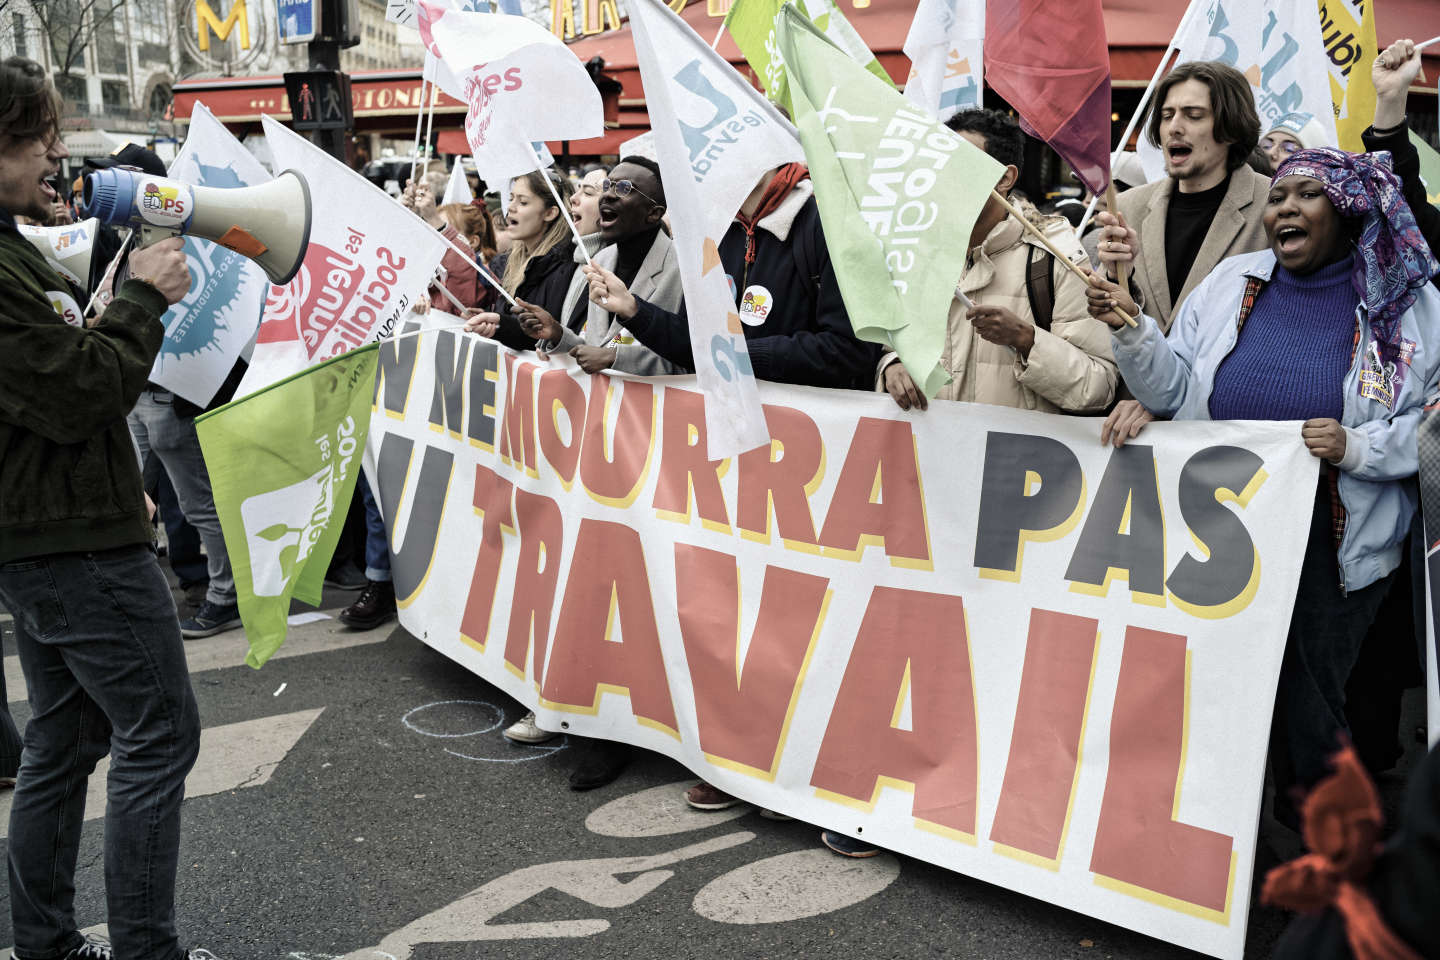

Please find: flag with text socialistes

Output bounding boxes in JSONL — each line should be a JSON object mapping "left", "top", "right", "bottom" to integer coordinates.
{"left": 776, "top": 6, "right": 1002, "bottom": 398}
{"left": 724, "top": 0, "right": 892, "bottom": 116}
{"left": 629, "top": 0, "right": 801, "bottom": 457}
{"left": 238, "top": 117, "right": 446, "bottom": 397}
{"left": 985, "top": 0, "right": 1111, "bottom": 194}
{"left": 197, "top": 346, "right": 379, "bottom": 668}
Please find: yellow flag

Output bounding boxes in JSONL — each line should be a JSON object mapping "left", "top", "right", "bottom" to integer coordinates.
{"left": 1319, "top": 0, "right": 1378, "bottom": 151}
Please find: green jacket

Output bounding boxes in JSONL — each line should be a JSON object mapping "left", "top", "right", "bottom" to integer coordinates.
{"left": 0, "top": 213, "right": 167, "bottom": 563}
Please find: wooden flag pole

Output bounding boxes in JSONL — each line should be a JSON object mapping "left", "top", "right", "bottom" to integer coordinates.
{"left": 1105, "top": 180, "right": 1130, "bottom": 291}
{"left": 990, "top": 189, "right": 1138, "bottom": 328}
{"left": 526, "top": 141, "right": 594, "bottom": 269}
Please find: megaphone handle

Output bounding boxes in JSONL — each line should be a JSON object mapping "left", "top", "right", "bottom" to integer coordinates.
{"left": 135, "top": 224, "right": 181, "bottom": 249}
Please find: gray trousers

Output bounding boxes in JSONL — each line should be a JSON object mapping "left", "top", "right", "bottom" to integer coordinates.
{"left": 128, "top": 389, "right": 236, "bottom": 606}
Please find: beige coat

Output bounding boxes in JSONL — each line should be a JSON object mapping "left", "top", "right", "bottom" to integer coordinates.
{"left": 1117, "top": 166, "right": 1271, "bottom": 332}
{"left": 878, "top": 213, "right": 1117, "bottom": 414}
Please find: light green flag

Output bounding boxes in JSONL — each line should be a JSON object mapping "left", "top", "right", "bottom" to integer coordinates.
{"left": 196, "top": 345, "right": 380, "bottom": 668}
{"left": 775, "top": 6, "right": 1003, "bottom": 397}
{"left": 724, "top": 0, "right": 892, "bottom": 116}
{"left": 1412, "top": 129, "right": 1440, "bottom": 212}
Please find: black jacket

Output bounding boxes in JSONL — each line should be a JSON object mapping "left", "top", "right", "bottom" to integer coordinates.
{"left": 621, "top": 190, "right": 880, "bottom": 390}
{"left": 0, "top": 209, "right": 164, "bottom": 563}
{"left": 490, "top": 239, "right": 578, "bottom": 352}
{"left": 1362, "top": 120, "right": 1440, "bottom": 269}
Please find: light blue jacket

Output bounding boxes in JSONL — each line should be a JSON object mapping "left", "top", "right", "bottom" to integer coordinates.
{"left": 1112, "top": 249, "right": 1440, "bottom": 593}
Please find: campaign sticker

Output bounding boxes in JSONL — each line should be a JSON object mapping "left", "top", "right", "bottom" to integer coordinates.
{"left": 46, "top": 289, "right": 84, "bottom": 327}
{"left": 738, "top": 284, "right": 773, "bottom": 326}
{"left": 137, "top": 177, "right": 192, "bottom": 227}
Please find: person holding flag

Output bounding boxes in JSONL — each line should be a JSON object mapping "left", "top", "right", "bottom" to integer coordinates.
{"left": 878, "top": 109, "right": 1117, "bottom": 416}
{"left": 1366, "top": 39, "right": 1440, "bottom": 259}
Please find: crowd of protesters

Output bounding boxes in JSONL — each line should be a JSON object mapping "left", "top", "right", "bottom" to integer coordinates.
{"left": 1, "top": 30, "right": 1440, "bottom": 960}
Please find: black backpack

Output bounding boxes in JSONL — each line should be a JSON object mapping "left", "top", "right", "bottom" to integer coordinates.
{"left": 1024, "top": 246, "right": 1057, "bottom": 333}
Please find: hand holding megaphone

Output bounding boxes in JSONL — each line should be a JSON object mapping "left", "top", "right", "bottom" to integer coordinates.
{"left": 81, "top": 166, "right": 313, "bottom": 285}
{"left": 127, "top": 237, "right": 191, "bottom": 305}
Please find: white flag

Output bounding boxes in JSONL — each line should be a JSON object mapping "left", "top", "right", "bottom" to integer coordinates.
{"left": 629, "top": 0, "right": 804, "bottom": 458}
{"left": 238, "top": 116, "right": 448, "bottom": 398}
{"left": 1137, "top": 0, "right": 1336, "bottom": 182}
{"left": 419, "top": 1, "right": 601, "bottom": 184}
{"left": 152, "top": 103, "right": 271, "bottom": 406}
{"left": 902, "top": 0, "right": 985, "bottom": 123}
{"left": 441, "top": 160, "right": 473, "bottom": 205}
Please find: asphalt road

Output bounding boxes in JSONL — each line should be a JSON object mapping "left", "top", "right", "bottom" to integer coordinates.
{"left": 0, "top": 589, "right": 1429, "bottom": 960}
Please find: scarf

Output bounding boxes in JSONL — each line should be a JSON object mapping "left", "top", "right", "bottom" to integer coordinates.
{"left": 1273, "top": 148, "right": 1438, "bottom": 404}
{"left": 734, "top": 163, "right": 810, "bottom": 266}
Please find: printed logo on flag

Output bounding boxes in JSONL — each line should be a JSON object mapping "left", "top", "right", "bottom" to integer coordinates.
{"left": 239, "top": 414, "right": 360, "bottom": 597}
{"left": 137, "top": 177, "right": 191, "bottom": 226}
{"left": 261, "top": 234, "right": 411, "bottom": 359}
{"left": 673, "top": 59, "right": 767, "bottom": 180}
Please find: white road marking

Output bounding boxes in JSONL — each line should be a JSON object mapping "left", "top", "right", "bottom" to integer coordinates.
{"left": 6, "top": 613, "right": 390, "bottom": 704}
{"left": 585, "top": 780, "right": 752, "bottom": 837}
{"left": 692, "top": 848, "right": 901, "bottom": 924}
{"left": 0, "top": 708, "right": 325, "bottom": 839}
{"left": 338, "top": 832, "right": 755, "bottom": 959}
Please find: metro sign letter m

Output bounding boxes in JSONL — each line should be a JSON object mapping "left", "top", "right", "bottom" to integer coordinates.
{"left": 197, "top": 0, "right": 250, "bottom": 52}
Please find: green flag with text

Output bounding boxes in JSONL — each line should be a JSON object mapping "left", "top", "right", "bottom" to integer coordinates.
{"left": 775, "top": 6, "right": 1002, "bottom": 397}
{"left": 724, "top": 0, "right": 892, "bottom": 116}
{"left": 196, "top": 345, "right": 379, "bottom": 668}
{"left": 1413, "top": 129, "right": 1440, "bottom": 212}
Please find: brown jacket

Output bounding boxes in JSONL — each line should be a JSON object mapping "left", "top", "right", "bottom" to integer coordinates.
{"left": 877, "top": 213, "right": 1117, "bottom": 414}
{"left": 1117, "top": 166, "right": 1271, "bottom": 332}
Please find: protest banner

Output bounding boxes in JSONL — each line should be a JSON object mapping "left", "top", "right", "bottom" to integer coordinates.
{"left": 1136, "top": 0, "right": 1336, "bottom": 183}
{"left": 627, "top": 0, "right": 798, "bottom": 457}
{"left": 368, "top": 327, "right": 1318, "bottom": 960}
{"left": 238, "top": 116, "right": 447, "bottom": 397}
{"left": 723, "top": 0, "right": 892, "bottom": 116}
{"left": 151, "top": 103, "right": 270, "bottom": 406}
{"left": 902, "top": 0, "right": 985, "bottom": 123}
{"left": 777, "top": 7, "right": 1001, "bottom": 399}
{"left": 198, "top": 344, "right": 379, "bottom": 668}
{"left": 1318, "top": 0, "right": 1378, "bottom": 152}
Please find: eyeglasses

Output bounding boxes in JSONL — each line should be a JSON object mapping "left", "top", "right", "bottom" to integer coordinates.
{"left": 1261, "top": 136, "right": 1302, "bottom": 156}
{"left": 601, "top": 178, "right": 662, "bottom": 207}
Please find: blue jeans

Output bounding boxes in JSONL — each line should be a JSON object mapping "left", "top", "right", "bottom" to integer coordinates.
{"left": 128, "top": 389, "right": 235, "bottom": 606}
{"left": 361, "top": 480, "right": 391, "bottom": 583}
{"left": 151, "top": 471, "right": 206, "bottom": 590}
{"left": 1, "top": 544, "right": 200, "bottom": 960}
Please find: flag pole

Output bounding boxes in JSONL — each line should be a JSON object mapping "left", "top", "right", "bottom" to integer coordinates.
{"left": 1105, "top": 180, "right": 1130, "bottom": 290}
{"left": 991, "top": 189, "right": 1137, "bottom": 328}
{"left": 710, "top": 19, "right": 726, "bottom": 51}
{"left": 422, "top": 83, "right": 439, "bottom": 174}
{"left": 1076, "top": 0, "right": 1202, "bottom": 234}
{"left": 526, "top": 140, "right": 594, "bottom": 268}
{"left": 1416, "top": 35, "right": 1440, "bottom": 51}
{"left": 410, "top": 69, "right": 431, "bottom": 184}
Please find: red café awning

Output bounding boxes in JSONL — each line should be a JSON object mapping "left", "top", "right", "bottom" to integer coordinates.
{"left": 173, "top": 70, "right": 468, "bottom": 129}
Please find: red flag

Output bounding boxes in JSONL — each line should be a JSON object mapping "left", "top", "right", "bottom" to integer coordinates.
{"left": 985, "top": 0, "right": 1112, "bottom": 195}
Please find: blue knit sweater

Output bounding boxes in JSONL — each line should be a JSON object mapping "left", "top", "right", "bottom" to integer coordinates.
{"left": 1209, "top": 255, "right": 1358, "bottom": 421}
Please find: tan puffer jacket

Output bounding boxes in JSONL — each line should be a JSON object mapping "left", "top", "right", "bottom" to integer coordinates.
{"left": 878, "top": 212, "right": 1118, "bottom": 414}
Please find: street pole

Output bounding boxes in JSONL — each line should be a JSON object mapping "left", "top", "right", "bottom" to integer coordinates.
{"left": 304, "top": 0, "right": 359, "bottom": 162}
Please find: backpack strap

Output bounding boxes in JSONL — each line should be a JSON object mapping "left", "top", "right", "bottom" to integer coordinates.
{"left": 1024, "top": 246, "right": 1057, "bottom": 333}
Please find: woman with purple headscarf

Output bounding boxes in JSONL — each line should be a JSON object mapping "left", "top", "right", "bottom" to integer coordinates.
{"left": 1084, "top": 147, "right": 1440, "bottom": 829}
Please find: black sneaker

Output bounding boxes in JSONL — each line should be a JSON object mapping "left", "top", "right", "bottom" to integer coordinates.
{"left": 179, "top": 600, "right": 242, "bottom": 639}
{"left": 324, "top": 563, "right": 368, "bottom": 591}
{"left": 61, "top": 934, "right": 113, "bottom": 959}
{"left": 820, "top": 830, "right": 880, "bottom": 858}
{"left": 338, "top": 580, "right": 396, "bottom": 630}
{"left": 568, "top": 739, "right": 630, "bottom": 791}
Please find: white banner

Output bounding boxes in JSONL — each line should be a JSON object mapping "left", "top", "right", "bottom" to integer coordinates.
{"left": 629, "top": 0, "right": 803, "bottom": 458}
{"left": 369, "top": 328, "right": 1319, "bottom": 960}
{"left": 1138, "top": 0, "right": 1337, "bottom": 183}
{"left": 238, "top": 117, "right": 447, "bottom": 397}
{"left": 151, "top": 104, "right": 270, "bottom": 406}
{"left": 902, "top": 0, "right": 985, "bottom": 122}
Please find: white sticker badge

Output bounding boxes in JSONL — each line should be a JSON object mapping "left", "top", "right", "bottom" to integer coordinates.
{"left": 136, "top": 177, "right": 192, "bottom": 228}
{"left": 738, "top": 284, "right": 773, "bottom": 327}
{"left": 46, "top": 290, "right": 84, "bottom": 327}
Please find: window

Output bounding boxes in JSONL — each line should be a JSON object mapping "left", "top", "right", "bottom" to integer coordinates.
{"left": 53, "top": 72, "right": 87, "bottom": 106}
{"left": 12, "top": 14, "right": 26, "bottom": 58}
{"left": 95, "top": 9, "right": 129, "bottom": 75}
{"left": 102, "top": 79, "right": 130, "bottom": 110}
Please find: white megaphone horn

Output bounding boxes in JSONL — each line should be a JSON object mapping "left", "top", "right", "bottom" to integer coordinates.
{"left": 80, "top": 166, "right": 313, "bottom": 285}
{"left": 17, "top": 218, "right": 99, "bottom": 289}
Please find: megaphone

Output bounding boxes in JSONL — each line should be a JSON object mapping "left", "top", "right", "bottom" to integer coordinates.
{"left": 81, "top": 167, "right": 313, "bottom": 285}
{"left": 17, "top": 218, "right": 99, "bottom": 290}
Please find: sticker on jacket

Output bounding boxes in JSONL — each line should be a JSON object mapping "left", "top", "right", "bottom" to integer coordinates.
{"left": 46, "top": 290, "right": 83, "bottom": 327}
{"left": 1359, "top": 338, "right": 1415, "bottom": 408}
{"left": 738, "top": 285, "right": 773, "bottom": 326}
